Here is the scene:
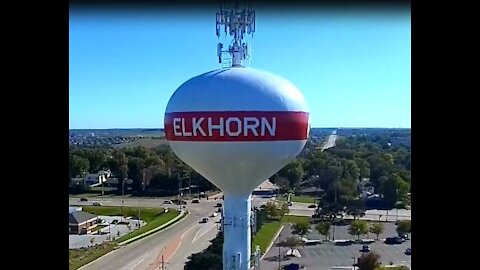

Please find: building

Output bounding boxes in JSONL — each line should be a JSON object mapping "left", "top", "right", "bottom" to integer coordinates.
{"left": 358, "top": 178, "right": 375, "bottom": 199}
{"left": 296, "top": 186, "right": 323, "bottom": 196}
{"left": 69, "top": 211, "right": 99, "bottom": 235}
{"left": 252, "top": 179, "right": 278, "bottom": 196}
{"left": 70, "top": 170, "right": 111, "bottom": 187}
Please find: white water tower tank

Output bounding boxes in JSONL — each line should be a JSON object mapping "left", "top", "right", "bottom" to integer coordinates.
{"left": 165, "top": 66, "right": 309, "bottom": 270}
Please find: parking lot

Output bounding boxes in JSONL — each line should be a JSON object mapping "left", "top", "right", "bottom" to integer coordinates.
{"left": 260, "top": 223, "right": 411, "bottom": 270}
{"left": 69, "top": 215, "right": 146, "bottom": 249}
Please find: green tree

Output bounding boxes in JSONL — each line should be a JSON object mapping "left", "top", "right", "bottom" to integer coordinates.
{"left": 380, "top": 174, "right": 410, "bottom": 208}
{"left": 84, "top": 149, "right": 107, "bottom": 173}
{"left": 358, "top": 251, "right": 381, "bottom": 270}
{"left": 369, "top": 223, "right": 384, "bottom": 240}
{"left": 127, "top": 157, "right": 145, "bottom": 192}
{"left": 315, "top": 221, "right": 331, "bottom": 241}
{"left": 279, "top": 202, "right": 289, "bottom": 217}
{"left": 348, "top": 220, "right": 369, "bottom": 240}
{"left": 265, "top": 202, "right": 279, "bottom": 218}
{"left": 345, "top": 198, "right": 366, "bottom": 221}
{"left": 396, "top": 220, "right": 411, "bottom": 234}
{"left": 69, "top": 155, "right": 90, "bottom": 178}
{"left": 277, "top": 160, "right": 305, "bottom": 190}
{"left": 271, "top": 176, "right": 290, "bottom": 192}
{"left": 292, "top": 221, "right": 310, "bottom": 236}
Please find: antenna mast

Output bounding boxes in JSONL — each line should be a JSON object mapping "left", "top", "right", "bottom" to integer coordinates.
{"left": 216, "top": 0, "right": 255, "bottom": 67}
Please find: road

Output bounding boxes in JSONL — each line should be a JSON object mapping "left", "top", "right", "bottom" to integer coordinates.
{"left": 74, "top": 196, "right": 222, "bottom": 270}
{"left": 288, "top": 202, "right": 411, "bottom": 221}
{"left": 321, "top": 134, "right": 338, "bottom": 152}
{"left": 72, "top": 194, "right": 273, "bottom": 270}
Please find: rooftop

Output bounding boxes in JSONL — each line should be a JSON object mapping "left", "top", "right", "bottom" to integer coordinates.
{"left": 69, "top": 211, "right": 97, "bottom": 224}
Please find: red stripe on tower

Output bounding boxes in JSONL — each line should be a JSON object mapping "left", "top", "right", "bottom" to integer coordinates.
{"left": 165, "top": 111, "right": 309, "bottom": 142}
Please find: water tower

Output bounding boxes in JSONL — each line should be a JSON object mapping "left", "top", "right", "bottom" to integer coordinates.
{"left": 165, "top": 1, "right": 310, "bottom": 269}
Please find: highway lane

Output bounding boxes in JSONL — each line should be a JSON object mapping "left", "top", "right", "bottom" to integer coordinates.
{"left": 165, "top": 217, "right": 220, "bottom": 269}
{"left": 288, "top": 202, "right": 411, "bottom": 221}
{"left": 321, "top": 134, "right": 338, "bottom": 152}
{"left": 77, "top": 198, "right": 221, "bottom": 270}
{"left": 72, "top": 195, "right": 273, "bottom": 270}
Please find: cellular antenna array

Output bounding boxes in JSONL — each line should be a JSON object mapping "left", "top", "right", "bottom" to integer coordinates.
{"left": 216, "top": 0, "right": 255, "bottom": 67}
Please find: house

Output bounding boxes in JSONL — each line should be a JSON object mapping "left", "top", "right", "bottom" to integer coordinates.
{"left": 70, "top": 170, "right": 111, "bottom": 187}
{"left": 84, "top": 173, "right": 107, "bottom": 186}
{"left": 69, "top": 211, "right": 99, "bottom": 235}
{"left": 358, "top": 178, "right": 375, "bottom": 199}
{"left": 296, "top": 186, "right": 323, "bottom": 196}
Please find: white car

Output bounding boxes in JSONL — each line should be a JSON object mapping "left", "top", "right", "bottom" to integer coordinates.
{"left": 210, "top": 212, "right": 218, "bottom": 217}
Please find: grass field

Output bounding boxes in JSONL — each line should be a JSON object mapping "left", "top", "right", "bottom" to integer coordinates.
{"left": 117, "top": 210, "right": 180, "bottom": 242}
{"left": 252, "top": 215, "right": 309, "bottom": 253}
{"left": 279, "top": 194, "right": 316, "bottom": 204}
{"left": 69, "top": 242, "right": 115, "bottom": 270}
{"left": 69, "top": 206, "right": 180, "bottom": 269}
{"left": 252, "top": 219, "right": 282, "bottom": 252}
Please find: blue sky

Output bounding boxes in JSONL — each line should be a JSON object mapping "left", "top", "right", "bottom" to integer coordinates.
{"left": 69, "top": 7, "right": 410, "bottom": 129}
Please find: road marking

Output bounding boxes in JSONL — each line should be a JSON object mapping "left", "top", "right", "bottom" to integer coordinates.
{"left": 119, "top": 253, "right": 148, "bottom": 270}
{"left": 192, "top": 222, "right": 216, "bottom": 243}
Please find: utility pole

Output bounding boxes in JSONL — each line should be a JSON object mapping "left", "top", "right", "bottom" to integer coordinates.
{"left": 188, "top": 177, "right": 191, "bottom": 200}
{"left": 334, "top": 183, "right": 338, "bottom": 204}
{"left": 121, "top": 178, "right": 126, "bottom": 220}
{"left": 396, "top": 189, "right": 399, "bottom": 221}
{"left": 101, "top": 174, "right": 105, "bottom": 197}
{"left": 178, "top": 174, "right": 182, "bottom": 211}
{"left": 137, "top": 199, "right": 141, "bottom": 228}
{"left": 143, "top": 170, "right": 146, "bottom": 192}
{"left": 278, "top": 233, "right": 281, "bottom": 269}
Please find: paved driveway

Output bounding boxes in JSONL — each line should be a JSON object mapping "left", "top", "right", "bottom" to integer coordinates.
{"left": 261, "top": 223, "right": 411, "bottom": 270}
{"left": 69, "top": 216, "right": 146, "bottom": 249}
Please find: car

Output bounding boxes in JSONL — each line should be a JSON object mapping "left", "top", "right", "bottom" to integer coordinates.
{"left": 398, "top": 232, "right": 409, "bottom": 240}
{"left": 175, "top": 200, "right": 187, "bottom": 205}
{"left": 405, "top": 248, "right": 411, "bottom": 255}
{"left": 200, "top": 217, "right": 209, "bottom": 223}
{"left": 361, "top": 245, "right": 371, "bottom": 252}
{"left": 111, "top": 219, "right": 119, "bottom": 224}
{"left": 216, "top": 203, "right": 223, "bottom": 207}
{"left": 308, "top": 204, "right": 316, "bottom": 208}
{"left": 284, "top": 263, "right": 303, "bottom": 270}
{"left": 287, "top": 202, "right": 293, "bottom": 206}
{"left": 210, "top": 212, "right": 218, "bottom": 217}
{"left": 92, "top": 202, "right": 102, "bottom": 206}
{"left": 260, "top": 204, "right": 267, "bottom": 209}
{"left": 217, "top": 207, "right": 223, "bottom": 213}
{"left": 385, "top": 237, "right": 404, "bottom": 244}
{"left": 80, "top": 197, "right": 88, "bottom": 202}
{"left": 192, "top": 199, "right": 200, "bottom": 203}
{"left": 163, "top": 200, "right": 173, "bottom": 204}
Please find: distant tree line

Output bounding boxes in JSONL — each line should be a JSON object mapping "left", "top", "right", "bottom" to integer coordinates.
{"left": 271, "top": 133, "right": 411, "bottom": 209}
{"left": 69, "top": 144, "right": 216, "bottom": 196}
{"left": 69, "top": 131, "right": 411, "bottom": 207}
